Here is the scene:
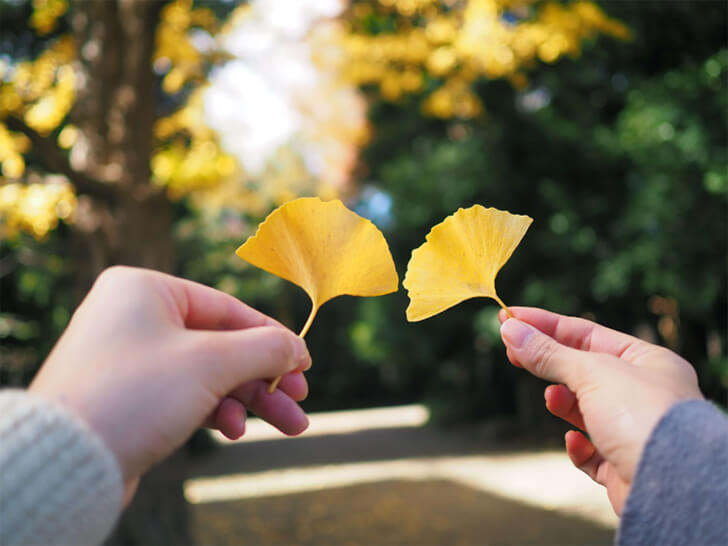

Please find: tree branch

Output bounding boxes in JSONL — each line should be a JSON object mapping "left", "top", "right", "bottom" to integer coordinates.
{"left": 3, "top": 116, "right": 118, "bottom": 201}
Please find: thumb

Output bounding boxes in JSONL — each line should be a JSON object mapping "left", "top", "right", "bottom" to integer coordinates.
{"left": 189, "top": 326, "right": 311, "bottom": 394}
{"left": 500, "top": 318, "right": 592, "bottom": 390}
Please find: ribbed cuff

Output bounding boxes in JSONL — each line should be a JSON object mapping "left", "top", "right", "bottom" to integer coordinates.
{"left": 617, "top": 399, "right": 728, "bottom": 546}
{"left": 0, "top": 389, "right": 123, "bottom": 545}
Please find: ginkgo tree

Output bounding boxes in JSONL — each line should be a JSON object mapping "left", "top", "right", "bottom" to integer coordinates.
{"left": 341, "top": 0, "right": 629, "bottom": 118}
{"left": 0, "top": 0, "right": 365, "bottom": 288}
{"left": 0, "top": 0, "right": 629, "bottom": 249}
{"left": 0, "top": 1, "right": 363, "bottom": 542}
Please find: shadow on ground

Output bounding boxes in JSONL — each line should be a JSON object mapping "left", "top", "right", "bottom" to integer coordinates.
{"left": 188, "top": 418, "right": 614, "bottom": 545}
{"left": 191, "top": 479, "right": 614, "bottom": 545}
{"left": 188, "top": 420, "right": 567, "bottom": 477}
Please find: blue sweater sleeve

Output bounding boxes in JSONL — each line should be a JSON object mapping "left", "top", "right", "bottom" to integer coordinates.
{"left": 617, "top": 399, "right": 728, "bottom": 546}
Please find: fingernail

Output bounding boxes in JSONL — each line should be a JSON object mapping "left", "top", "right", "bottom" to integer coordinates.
{"left": 501, "top": 318, "right": 534, "bottom": 349}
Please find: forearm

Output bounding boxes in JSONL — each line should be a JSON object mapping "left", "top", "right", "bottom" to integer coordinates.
{"left": 617, "top": 399, "right": 728, "bottom": 546}
{"left": 0, "top": 390, "right": 123, "bottom": 545}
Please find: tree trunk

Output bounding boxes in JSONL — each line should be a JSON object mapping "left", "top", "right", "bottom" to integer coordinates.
{"left": 71, "top": 193, "right": 176, "bottom": 294}
{"left": 67, "top": 2, "right": 193, "bottom": 544}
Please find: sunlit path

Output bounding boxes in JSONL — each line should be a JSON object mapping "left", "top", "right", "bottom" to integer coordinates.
{"left": 191, "top": 479, "right": 615, "bottom": 546}
{"left": 186, "top": 452, "right": 617, "bottom": 529}
{"left": 187, "top": 405, "right": 618, "bottom": 533}
{"left": 210, "top": 404, "right": 430, "bottom": 444}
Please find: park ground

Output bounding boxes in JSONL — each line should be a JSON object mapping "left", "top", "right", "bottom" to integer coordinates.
{"left": 185, "top": 405, "right": 617, "bottom": 546}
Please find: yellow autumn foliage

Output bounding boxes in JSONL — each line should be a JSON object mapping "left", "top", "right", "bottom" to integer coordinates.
{"left": 342, "top": 0, "right": 629, "bottom": 117}
{"left": 0, "top": 0, "right": 626, "bottom": 240}
{"left": 0, "top": 180, "right": 76, "bottom": 239}
{"left": 30, "top": 0, "right": 68, "bottom": 36}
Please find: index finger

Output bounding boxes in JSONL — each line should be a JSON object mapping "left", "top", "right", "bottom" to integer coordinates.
{"left": 499, "top": 307, "right": 651, "bottom": 362}
{"left": 155, "top": 272, "right": 285, "bottom": 331}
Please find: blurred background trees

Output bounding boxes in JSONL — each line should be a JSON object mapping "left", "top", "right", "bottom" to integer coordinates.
{"left": 1, "top": 0, "right": 726, "bottom": 543}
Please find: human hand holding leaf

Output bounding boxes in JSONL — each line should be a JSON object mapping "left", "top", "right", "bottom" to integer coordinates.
{"left": 236, "top": 197, "right": 399, "bottom": 392}
{"left": 403, "top": 205, "right": 532, "bottom": 321}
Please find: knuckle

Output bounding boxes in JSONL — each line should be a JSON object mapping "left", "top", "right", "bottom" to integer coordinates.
{"left": 97, "top": 265, "right": 131, "bottom": 282}
{"left": 530, "top": 337, "right": 558, "bottom": 377}
{"left": 685, "top": 363, "right": 699, "bottom": 383}
{"left": 674, "top": 355, "right": 700, "bottom": 385}
{"left": 93, "top": 266, "right": 141, "bottom": 293}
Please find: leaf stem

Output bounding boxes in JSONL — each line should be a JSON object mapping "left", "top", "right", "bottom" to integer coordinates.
{"left": 298, "top": 305, "right": 319, "bottom": 338}
{"left": 493, "top": 295, "right": 514, "bottom": 319}
{"left": 267, "top": 375, "right": 283, "bottom": 393}
{"left": 268, "top": 304, "right": 318, "bottom": 393}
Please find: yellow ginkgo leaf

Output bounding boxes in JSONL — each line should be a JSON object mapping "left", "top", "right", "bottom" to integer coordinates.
{"left": 403, "top": 205, "right": 532, "bottom": 322}
{"left": 236, "top": 197, "right": 399, "bottom": 390}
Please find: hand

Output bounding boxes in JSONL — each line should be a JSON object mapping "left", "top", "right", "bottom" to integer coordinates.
{"left": 30, "top": 266, "right": 311, "bottom": 502}
{"left": 499, "top": 307, "right": 703, "bottom": 515}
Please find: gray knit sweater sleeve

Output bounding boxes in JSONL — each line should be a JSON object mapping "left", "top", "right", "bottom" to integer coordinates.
{"left": 0, "top": 390, "right": 123, "bottom": 545}
{"left": 617, "top": 399, "right": 728, "bottom": 546}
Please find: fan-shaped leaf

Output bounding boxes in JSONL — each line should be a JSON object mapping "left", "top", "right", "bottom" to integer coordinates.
{"left": 404, "top": 205, "right": 532, "bottom": 321}
{"left": 236, "top": 197, "right": 399, "bottom": 390}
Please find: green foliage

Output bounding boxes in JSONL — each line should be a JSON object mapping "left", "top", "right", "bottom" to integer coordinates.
{"left": 321, "top": 0, "right": 727, "bottom": 418}
{"left": 0, "top": 231, "right": 73, "bottom": 385}
{"left": 2, "top": 1, "right": 725, "bottom": 421}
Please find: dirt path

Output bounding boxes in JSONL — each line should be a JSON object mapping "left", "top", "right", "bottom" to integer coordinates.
{"left": 191, "top": 479, "right": 613, "bottom": 546}
{"left": 186, "top": 410, "right": 615, "bottom": 545}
